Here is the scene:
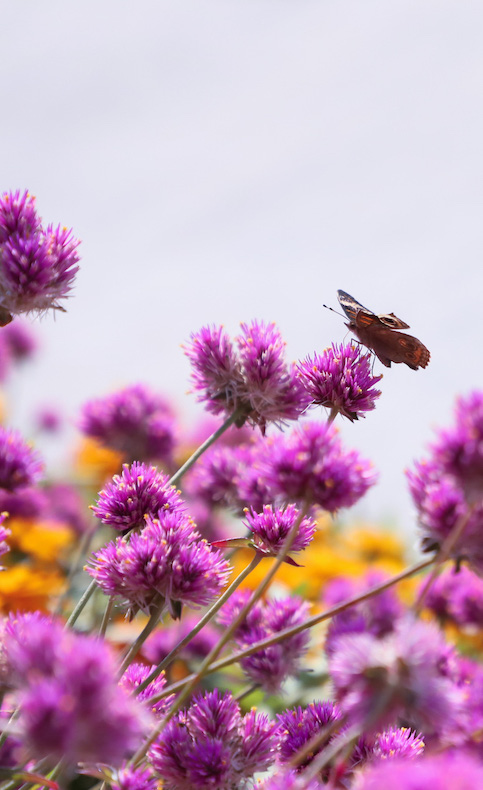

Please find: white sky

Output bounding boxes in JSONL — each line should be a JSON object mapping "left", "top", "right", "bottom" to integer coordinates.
{"left": 1, "top": 1, "right": 483, "bottom": 539}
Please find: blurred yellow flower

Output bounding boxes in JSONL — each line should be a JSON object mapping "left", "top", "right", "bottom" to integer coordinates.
{"left": 0, "top": 564, "right": 65, "bottom": 613}
{"left": 7, "top": 518, "right": 74, "bottom": 563}
{"left": 73, "top": 437, "right": 122, "bottom": 483}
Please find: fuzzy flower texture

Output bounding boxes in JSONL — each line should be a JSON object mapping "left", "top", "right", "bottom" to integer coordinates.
{"left": 0, "top": 190, "right": 80, "bottom": 320}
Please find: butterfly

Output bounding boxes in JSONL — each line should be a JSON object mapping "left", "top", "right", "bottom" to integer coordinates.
{"left": 337, "top": 289, "right": 430, "bottom": 370}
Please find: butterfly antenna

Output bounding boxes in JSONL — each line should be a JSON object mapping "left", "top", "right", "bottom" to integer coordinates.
{"left": 323, "top": 304, "right": 345, "bottom": 318}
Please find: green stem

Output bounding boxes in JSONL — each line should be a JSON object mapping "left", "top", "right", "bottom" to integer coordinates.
{"left": 118, "top": 597, "right": 166, "bottom": 677}
{"left": 64, "top": 578, "right": 96, "bottom": 629}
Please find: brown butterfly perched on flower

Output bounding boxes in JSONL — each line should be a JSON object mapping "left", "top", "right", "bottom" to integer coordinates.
{"left": 337, "top": 289, "right": 430, "bottom": 370}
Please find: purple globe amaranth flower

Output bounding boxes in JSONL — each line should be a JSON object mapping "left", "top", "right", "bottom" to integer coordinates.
{"left": 0, "top": 427, "right": 43, "bottom": 491}
{"left": 328, "top": 616, "right": 463, "bottom": 739}
{"left": 119, "top": 662, "right": 173, "bottom": 718}
{"left": 243, "top": 503, "right": 317, "bottom": 558}
{"left": 5, "top": 612, "right": 146, "bottom": 766}
{"left": 1, "top": 318, "right": 38, "bottom": 360}
{"left": 354, "top": 750, "right": 483, "bottom": 790}
{"left": 258, "top": 421, "right": 376, "bottom": 511}
{"left": 371, "top": 727, "right": 425, "bottom": 760}
{"left": 277, "top": 701, "right": 342, "bottom": 769}
{"left": 79, "top": 383, "right": 177, "bottom": 464}
{"left": 184, "top": 321, "right": 310, "bottom": 433}
{"left": 34, "top": 404, "right": 63, "bottom": 433}
{"left": 92, "top": 461, "right": 184, "bottom": 532}
{"left": 87, "top": 509, "right": 231, "bottom": 618}
{"left": 109, "top": 765, "right": 158, "bottom": 790}
{"left": 424, "top": 565, "right": 483, "bottom": 628}
{"left": 297, "top": 343, "right": 382, "bottom": 422}
{"left": 148, "top": 689, "right": 278, "bottom": 790}
{"left": 218, "top": 590, "right": 311, "bottom": 693}
{"left": 185, "top": 443, "right": 248, "bottom": 511}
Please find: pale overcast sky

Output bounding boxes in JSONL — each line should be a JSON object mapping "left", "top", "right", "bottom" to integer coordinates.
{"left": 1, "top": 1, "right": 483, "bottom": 537}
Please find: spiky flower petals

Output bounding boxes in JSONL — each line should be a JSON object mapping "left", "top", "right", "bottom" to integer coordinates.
{"left": 0, "top": 427, "right": 43, "bottom": 491}
{"left": 277, "top": 701, "right": 341, "bottom": 769}
{"left": 218, "top": 590, "right": 310, "bottom": 692}
{"left": 328, "top": 616, "right": 462, "bottom": 738}
{"left": 5, "top": 612, "right": 145, "bottom": 766}
{"left": 298, "top": 343, "right": 382, "bottom": 421}
{"left": 87, "top": 510, "right": 231, "bottom": 618}
{"left": 0, "top": 191, "right": 80, "bottom": 317}
{"left": 119, "top": 662, "right": 173, "bottom": 718}
{"left": 79, "top": 383, "right": 177, "bottom": 464}
{"left": 184, "top": 321, "right": 310, "bottom": 432}
{"left": 148, "top": 689, "right": 278, "bottom": 790}
{"left": 243, "top": 503, "right": 317, "bottom": 557}
{"left": 92, "top": 462, "right": 184, "bottom": 532}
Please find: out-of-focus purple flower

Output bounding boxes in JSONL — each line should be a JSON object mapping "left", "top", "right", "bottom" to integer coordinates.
{"left": 1, "top": 319, "right": 38, "bottom": 361}
{"left": 0, "top": 486, "right": 48, "bottom": 519}
{"left": 259, "top": 421, "right": 376, "bottom": 511}
{"left": 297, "top": 344, "right": 382, "bottom": 422}
{"left": 79, "top": 383, "right": 177, "bottom": 464}
{"left": 328, "top": 616, "right": 463, "bottom": 738}
{"left": 371, "top": 727, "right": 425, "bottom": 760}
{"left": 424, "top": 566, "right": 483, "bottom": 627}
{"left": 407, "top": 392, "right": 483, "bottom": 574}
{"left": 354, "top": 751, "right": 483, "bottom": 790}
{"left": 143, "top": 614, "right": 220, "bottom": 666}
{"left": 92, "top": 462, "right": 184, "bottom": 533}
{"left": 148, "top": 689, "right": 278, "bottom": 789}
{"left": 0, "top": 333, "right": 11, "bottom": 381}
{"left": 87, "top": 510, "right": 231, "bottom": 618}
{"left": 277, "top": 701, "right": 342, "bottom": 769}
{"left": 0, "top": 513, "right": 10, "bottom": 564}
{"left": 260, "top": 770, "right": 324, "bottom": 790}
{"left": 5, "top": 612, "right": 145, "bottom": 766}
{"left": 323, "top": 572, "right": 404, "bottom": 655}
{"left": 184, "top": 321, "right": 310, "bottom": 432}
{"left": 119, "top": 662, "right": 172, "bottom": 718}
{"left": 109, "top": 765, "right": 158, "bottom": 790}
{"left": 41, "top": 482, "right": 90, "bottom": 535}
{"left": 185, "top": 444, "right": 247, "bottom": 511}
{"left": 34, "top": 405, "right": 63, "bottom": 434}
{"left": 0, "top": 191, "right": 80, "bottom": 317}
{"left": 218, "top": 590, "right": 310, "bottom": 693}
{"left": 243, "top": 503, "right": 317, "bottom": 558}
{"left": 0, "top": 427, "right": 43, "bottom": 491}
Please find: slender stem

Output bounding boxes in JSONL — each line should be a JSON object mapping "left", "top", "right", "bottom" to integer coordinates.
{"left": 136, "top": 553, "right": 262, "bottom": 694}
{"left": 234, "top": 683, "right": 259, "bottom": 702}
{"left": 64, "top": 578, "right": 97, "bottom": 629}
{"left": 414, "top": 505, "right": 476, "bottom": 615}
{"left": 118, "top": 598, "right": 166, "bottom": 677}
{"left": 144, "top": 555, "right": 434, "bottom": 705}
{"left": 168, "top": 409, "right": 243, "bottom": 488}
{"left": 99, "top": 596, "right": 115, "bottom": 638}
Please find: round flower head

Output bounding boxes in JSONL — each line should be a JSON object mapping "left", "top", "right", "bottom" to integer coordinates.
{"left": 354, "top": 750, "right": 483, "bottom": 790}
{"left": 6, "top": 613, "right": 145, "bottom": 766}
{"left": 243, "top": 503, "right": 317, "bottom": 557}
{"left": 119, "top": 662, "right": 173, "bottom": 718}
{"left": 148, "top": 689, "right": 278, "bottom": 789}
{"left": 79, "top": 383, "right": 176, "bottom": 464}
{"left": 185, "top": 443, "right": 247, "bottom": 511}
{"left": 297, "top": 343, "right": 382, "bottom": 422}
{"left": 92, "top": 462, "right": 184, "bottom": 532}
{"left": 328, "top": 616, "right": 463, "bottom": 738}
{"left": 259, "top": 421, "right": 376, "bottom": 511}
{"left": 424, "top": 565, "right": 483, "bottom": 627}
{"left": 277, "top": 701, "right": 342, "bottom": 769}
{"left": 1, "top": 318, "right": 38, "bottom": 361}
{"left": 184, "top": 321, "right": 310, "bottom": 433}
{"left": 0, "top": 427, "right": 43, "bottom": 491}
{"left": 87, "top": 509, "right": 231, "bottom": 618}
{"left": 0, "top": 192, "right": 80, "bottom": 317}
{"left": 219, "top": 590, "right": 311, "bottom": 692}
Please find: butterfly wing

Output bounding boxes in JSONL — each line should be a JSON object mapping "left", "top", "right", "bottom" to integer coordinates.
{"left": 350, "top": 323, "right": 430, "bottom": 370}
{"left": 337, "top": 290, "right": 374, "bottom": 323}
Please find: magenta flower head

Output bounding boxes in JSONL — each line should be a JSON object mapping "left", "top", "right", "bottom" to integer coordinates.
{"left": 1, "top": 318, "right": 38, "bottom": 360}
{"left": 5, "top": 612, "right": 146, "bottom": 766}
{"left": 108, "top": 765, "right": 158, "bottom": 790}
{"left": 79, "top": 383, "right": 177, "bottom": 464}
{"left": 119, "top": 662, "right": 173, "bottom": 718}
{"left": 259, "top": 421, "right": 376, "bottom": 511}
{"left": 184, "top": 321, "right": 310, "bottom": 432}
{"left": 328, "top": 616, "right": 463, "bottom": 738}
{"left": 0, "top": 191, "right": 80, "bottom": 319}
{"left": 243, "top": 503, "right": 317, "bottom": 558}
{"left": 297, "top": 343, "right": 382, "bottom": 422}
{"left": 407, "top": 392, "right": 483, "bottom": 573}
{"left": 424, "top": 565, "right": 483, "bottom": 627}
{"left": 0, "top": 427, "right": 43, "bottom": 491}
{"left": 354, "top": 750, "right": 483, "bottom": 790}
{"left": 148, "top": 689, "right": 278, "bottom": 789}
{"left": 276, "top": 701, "right": 341, "bottom": 770}
{"left": 218, "top": 590, "right": 311, "bottom": 693}
{"left": 92, "top": 462, "right": 184, "bottom": 533}
{"left": 87, "top": 509, "right": 231, "bottom": 619}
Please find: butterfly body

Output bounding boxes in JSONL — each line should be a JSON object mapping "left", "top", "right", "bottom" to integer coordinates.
{"left": 337, "top": 289, "right": 430, "bottom": 370}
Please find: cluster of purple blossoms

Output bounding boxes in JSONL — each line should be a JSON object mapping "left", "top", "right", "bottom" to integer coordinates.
{"left": 276, "top": 701, "right": 341, "bottom": 770}
{"left": 423, "top": 565, "right": 483, "bottom": 627}
{"left": 0, "top": 190, "right": 80, "bottom": 320}
{"left": 92, "top": 461, "right": 184, "bottom": 533}
{"left": 79, "top": 383, "right": 177, "bottom": 464}
{"left": 407, "top": 391, "right": 483, "bottom": 573}
{"left": 297, "top": 343, "right": 382, "bottom": 422}
{"left": 4, "top": 612, "right": 145, "bottom": 766}
{"left": 148, "top": 689, "right": 278, "bottom": 789}
{"left": 87, "top": 508, "right": 231, "bottom": 618}
{"left": 328, "top": 615, "right": 463, "bottom": 740}
{"left": 218, "top": 589, "right": 310, "bottom": 692}
{"left": 242, "top": 503, "right": 317, "bottom": 559}
{"left": 184, "top": 321, "right": 310, "bottom": 432}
